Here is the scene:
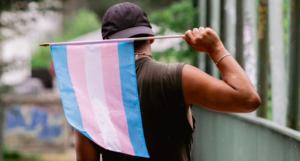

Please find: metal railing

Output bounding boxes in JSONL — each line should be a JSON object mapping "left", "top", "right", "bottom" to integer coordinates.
{"left": 192, "top": 106, "right": 300, "bottom": 161}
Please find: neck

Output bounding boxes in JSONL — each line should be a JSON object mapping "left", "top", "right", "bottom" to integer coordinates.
{"left": 134, "top": 45, "right": 152, "bottom": 59}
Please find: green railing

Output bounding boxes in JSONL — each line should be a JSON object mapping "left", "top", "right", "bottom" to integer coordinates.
{"left": 192, "top": 106, "right": 300, "bottom": 161}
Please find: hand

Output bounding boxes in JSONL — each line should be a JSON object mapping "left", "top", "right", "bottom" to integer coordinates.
{"left": 183, "top": 27, "right": 224, "bottom": 56}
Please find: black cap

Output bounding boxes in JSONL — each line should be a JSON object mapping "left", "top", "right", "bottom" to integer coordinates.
{"left": 101, "top": 2, "right": 154, "bottom": 39}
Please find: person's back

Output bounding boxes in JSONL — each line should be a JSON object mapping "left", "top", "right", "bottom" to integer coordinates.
{"left": 94, "top": 58, "right": 193, "bottom": 161}
{"left": 136, "top": 57, "right": 193, "bottom": 160}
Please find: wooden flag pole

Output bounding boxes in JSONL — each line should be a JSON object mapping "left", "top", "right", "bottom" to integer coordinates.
{"left": 39, "top": 35, "right": 185, "bottom": 47}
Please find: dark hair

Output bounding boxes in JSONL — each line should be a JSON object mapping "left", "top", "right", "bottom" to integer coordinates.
{"left": 131, "top": 34, "right": 150, "bottom": 49}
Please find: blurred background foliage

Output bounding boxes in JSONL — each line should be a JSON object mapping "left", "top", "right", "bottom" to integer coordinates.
{"left": 87, "top": 0, "right": 182, "bottom": 19}
{"left": 31, "top": 0, "right": 198, "bottom": 68}
{"left": 4, "top": 0, "right": 292, "bottom": 118}
{"left": 0, "top": 0, "right": 292, "bottom": 70}
{"left": 0, "top": 0, "right": 61, "bottom": 41}
{"left": 31, "top": 9, "right": 101, "bottom": 69}
{"left": 149, "top": 1, "right": 198, "bottom": 65}
{"left": 0, "top": 0, "right": 41, "bottom": 12}
{"left": 148, "top": 1, "right": 195, "bottom": 35}
{"left": 0, "top": 0, "right": 42, "bottom": 43}
{"left": 2, "top": 146, "right": 38, "bottom": 161}
{"left": 283, "top": 0, "right": 290, "bottom": 61}
{"left": 25, "top": 0, "right": 289, "bottom": 83}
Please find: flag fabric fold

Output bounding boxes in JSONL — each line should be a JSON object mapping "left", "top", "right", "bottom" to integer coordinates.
{"left": 50, "top": 41, "right": 149, "bottom": 158}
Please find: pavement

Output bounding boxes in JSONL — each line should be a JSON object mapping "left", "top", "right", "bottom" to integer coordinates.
{"left": 31, "top": 148, "right": 76, "bottom": 161}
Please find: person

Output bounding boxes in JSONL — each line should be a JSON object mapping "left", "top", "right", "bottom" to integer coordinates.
{"left": 74, "top": 2, "right": 261, "bottom": 161}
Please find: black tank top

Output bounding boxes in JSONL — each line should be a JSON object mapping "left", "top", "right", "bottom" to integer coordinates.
{"left": 100, "top": 57, "right": 195, "bottom": 161}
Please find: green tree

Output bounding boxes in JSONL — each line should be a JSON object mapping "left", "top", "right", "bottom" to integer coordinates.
{"left": 283, "top": 0, "right": 289, "bottom": 59}
{"left": 148, "top": 0, "right": 198, "bottom": 66}
{"left": 0, "top": 0, "right": 60, "bottom": 42}
{"left": 0, "top": 0, "right": 40, "bottom": 12}
{"left": 87, "top": 0, "right": 183, "bottom": 20}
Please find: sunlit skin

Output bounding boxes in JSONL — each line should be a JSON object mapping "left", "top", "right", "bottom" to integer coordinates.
{"left": 74, "top": 27, "right": 261, "bottom": 161}
{"left": 182, "top": 27, "right": 261, "bottom": 115}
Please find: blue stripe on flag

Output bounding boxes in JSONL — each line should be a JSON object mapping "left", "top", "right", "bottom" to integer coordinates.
{"left": 118, "top": 42, "right": 149, "bottom": 158}
{"left": 51, "top": 45, "right": 92, "bottom": 141}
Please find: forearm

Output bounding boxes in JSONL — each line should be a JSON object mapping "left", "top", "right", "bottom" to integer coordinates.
{"left": 208, "top": 44, "right": 254, "bottom": 89}
{"left": 209, "top": 45, "right": 259, "bottom": 109}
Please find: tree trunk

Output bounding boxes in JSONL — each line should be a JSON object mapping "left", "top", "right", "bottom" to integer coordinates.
{"left": 197, "top": 0, "right": 207, "bottom": 71}
{"left": 191, "top": 0, "right": 199, "bottom": 67}
{"left": 256, "top": 0, "right": 269, "bottom": 119}
{"left": 0, "top": 15, "right": 4, "bottom": 161}
{"left": 235, "top": 0, "right": 244, "bottom": 68}
{"left": 205, "top": 0, "right": 212, "bottom": 75}
{"left": 0, "top": 38, "right": 3, "bottom": 161}
{"left": 210, "top": 0, "right": 220, "bottom": 78}
{"left": 0, "top": 97, "right": 3, "bottom": 161}
{"left": 287, "top": 0, "right": 300, "bottom": 130}
{"left": 220, "top": 0, "right": 226, "bottom": 49}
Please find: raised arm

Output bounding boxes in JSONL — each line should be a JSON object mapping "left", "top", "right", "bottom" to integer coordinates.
{"left": 182, "top": 27, "right": 261, "bottom": 113}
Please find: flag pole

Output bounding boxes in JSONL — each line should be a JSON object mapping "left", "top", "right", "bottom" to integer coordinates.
{"left": 39, "top": 35, "right": 185, "bottom": 47}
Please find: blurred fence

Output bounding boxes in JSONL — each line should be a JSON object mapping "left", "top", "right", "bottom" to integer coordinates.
{"left": 2, "top": 95, "right": 71, "bottom": 153}
{"left": 192, "top": 106, "right": 300, "bottom": 161}
{"left": 197, "top": 0, "right": 300, "bottom": 130}
{"left": 194, "top": 0, "right": 300, "bottom": 159}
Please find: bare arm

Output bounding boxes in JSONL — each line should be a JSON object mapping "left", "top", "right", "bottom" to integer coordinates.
{"left": 182, "top": 27, "right": 261, "bottom": 113}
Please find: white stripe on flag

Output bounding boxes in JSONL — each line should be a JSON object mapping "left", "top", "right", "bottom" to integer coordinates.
{"left": 84, "top": 44, "right": 122, "bottom": 152}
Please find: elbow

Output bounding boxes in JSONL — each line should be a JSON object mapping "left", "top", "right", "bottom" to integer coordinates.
{"left": 243, "top": 92, "right": 261, "bottom": 113}
{"left": 239, "top": 91, "right": 261, "bottom": 113}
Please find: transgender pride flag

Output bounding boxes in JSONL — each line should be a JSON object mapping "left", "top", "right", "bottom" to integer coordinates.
{"left": 50, "top": 41, "right": 149, "bottom": 158}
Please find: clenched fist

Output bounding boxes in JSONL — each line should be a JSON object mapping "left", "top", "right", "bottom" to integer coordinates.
{"left": 183, "top": 27, "right": 224, "bottom": 56}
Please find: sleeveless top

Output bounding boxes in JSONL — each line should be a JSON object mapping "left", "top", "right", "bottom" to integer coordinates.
{"left": 100, "top": 57, "right": 195, "bottom": 161}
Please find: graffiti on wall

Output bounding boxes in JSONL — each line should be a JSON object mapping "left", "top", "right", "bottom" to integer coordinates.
{"left": 4, "top": 105, "right": 65, "bottom": 145}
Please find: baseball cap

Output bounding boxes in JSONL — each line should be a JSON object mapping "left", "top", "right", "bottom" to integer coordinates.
{"left": 101, "top": 2, "right": 155, "bottom": 39}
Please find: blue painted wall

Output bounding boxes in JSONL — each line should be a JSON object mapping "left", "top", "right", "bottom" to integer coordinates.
{"left": 5, "top": 105, "right": 64, "bottom": 142}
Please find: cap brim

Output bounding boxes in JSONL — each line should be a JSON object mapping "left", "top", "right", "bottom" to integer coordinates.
{"left": 108, "top": 26, "right": 155, "bottom": 39}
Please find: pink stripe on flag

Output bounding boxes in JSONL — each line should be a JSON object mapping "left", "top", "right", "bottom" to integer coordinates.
{"left": 84, "top": 44, "right": 121, "bottom": 152}
{"left": 101, "top": 43, "right": 134, "bottom": 155}
{"left": 67, "top": 45, "right": 105, "bottom": 147}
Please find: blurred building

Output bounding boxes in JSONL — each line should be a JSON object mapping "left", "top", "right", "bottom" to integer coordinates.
{"left": 1, "top": 2, "right": 62, "bottom": 93}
